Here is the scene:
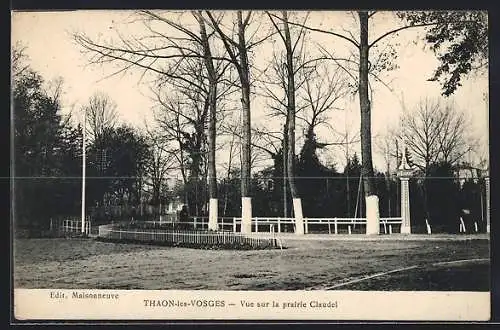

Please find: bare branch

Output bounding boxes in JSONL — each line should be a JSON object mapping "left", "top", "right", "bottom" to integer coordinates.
{"left": 268, "top": 12, "right": 360, "bottom": 48}
{"left": 368, "top": 22, "right": 439, "bottom": 49}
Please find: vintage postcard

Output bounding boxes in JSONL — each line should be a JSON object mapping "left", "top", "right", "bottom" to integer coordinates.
{"left": 11, "top": 9, "right": 490, "bottom": 322}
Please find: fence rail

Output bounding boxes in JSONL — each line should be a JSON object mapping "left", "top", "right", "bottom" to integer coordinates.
{"left": 97, "top": 224, "right": 278, "bottom": 249}
{"left": 54, "top": 215, "right": 402, "bottom": 237}
{"left": 232, "top": 217, "right": 403, "bottom": 235}
{"left": 168, "top": 216, "right": 402, "bottom": 235}
{"left": 50, "top": 217, "right": 92, "bottom": 236}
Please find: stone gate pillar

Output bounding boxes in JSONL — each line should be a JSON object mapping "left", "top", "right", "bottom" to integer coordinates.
{"left": 397, "top": 148, "right": 414, "bottom": 234}
{"left": 399, "top": 175, "right": 411, "bottom": 234}
{"left": 485, "top": 176, "right": 490, "bottom": 233}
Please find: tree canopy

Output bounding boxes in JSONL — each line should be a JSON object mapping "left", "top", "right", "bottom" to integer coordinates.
{"left": 399, "top": 11, "right": 488, "bottom": 96}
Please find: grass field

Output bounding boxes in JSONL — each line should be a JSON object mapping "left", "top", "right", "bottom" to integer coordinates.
{"left": 13, "top": 236, "right": 489, "bottom": 291}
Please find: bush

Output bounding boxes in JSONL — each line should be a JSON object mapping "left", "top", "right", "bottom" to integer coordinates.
{"left": 95, "top": 237, "right": 281, "bottom": 250}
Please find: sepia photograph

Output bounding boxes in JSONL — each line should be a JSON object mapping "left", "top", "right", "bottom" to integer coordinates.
{"left": 11, "top": 9, "right": 490, "bottom": 321}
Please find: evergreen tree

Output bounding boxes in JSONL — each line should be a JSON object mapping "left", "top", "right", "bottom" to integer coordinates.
{"left": 13, "top": 65, "right": 82, "bottom": 230}
{"left": 88, "top": 125, "right": 151, "bottom": 210}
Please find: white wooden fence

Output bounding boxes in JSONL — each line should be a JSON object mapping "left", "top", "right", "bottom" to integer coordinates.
{"left": 231, "top": 217, "right": 403, "bottom": 234}
{"left": 97, "top": 224, "right": 278, "bottom": 248}
{"left": 179, "top": 216, "right": 403, "bottom": 235}
{"left": 50, "top": 216, "right": 91, "bottom": 236}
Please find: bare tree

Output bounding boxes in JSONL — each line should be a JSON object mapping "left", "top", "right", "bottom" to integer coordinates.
{"left": 141, "top": 10, "right": 234, "bottom": 229}
{"left": 272, "top": 11, "right": 449, "bottom": 232}
{"left": 143, "top": 124, "right": 177, "bottom": 208}
{"left": 265, "top": 11, "right": 303, "bottom": 233}
{"left": 436, "top": 104, "right": 477, "bottom": 165}
{"left": 259, "top": 11, "right": 312, "bottom": 231}
{"left": 11, "top": 42, "right": 30, "bottom": 79}
{"left": 153, "top": 68, "right": 208, "bottom": 215}
{"left": 375, "top": 124, "right": 402, "bottom": 172}
{"left": 375, "top": 125, "right": 403, "bottom": 217}
{"left": 83, "top": 92, "right": 118, "bottom": 143}
{"left": 74, "top": 11, "right": 237, "bottom": 226}
{"left": 403, "top": 98, "right": 478, "bottom": 173}
{"left": 298, "top": 60, "right": 350, "bottom": 160}
{"left": 192, "top": 11, "right": 220, "bottom": 229}
{"left": 205, "top": 10, "right": 273, "bottom": 233}
{"left": 262, "top": 11, "right": 352, "bottom": 224}
{"left": 219, "top": 117, "right": 240, "bottom": 217}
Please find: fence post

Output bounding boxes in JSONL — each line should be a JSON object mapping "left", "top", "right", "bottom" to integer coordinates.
{"left": 233, "top": 218, "right": 237, "bottom": 233}
{"left": 348, "top": 225, "right": 352, "bottom": 235}
{"left": 334, "top": 218, "right": 338, "bottom": 234}
{"left": 271, "top": 225, "right": 276, "bottom": 247}
{"left": 278, "top": 217, "right": 281, "bottom": 233}
{"left": 425, "top": 219, "right": 432, "bottom": 235}
{"left": 328, "top": 219, "right": 331, "bottom": 235}
{"left": 305, "top": 218, "right": 309, "bottom": 234}
{"left": 255, "top": 218, "right": 259, "bottom": 233}
{"left": 459, "top": 217, "right": 466, "bottom": 233}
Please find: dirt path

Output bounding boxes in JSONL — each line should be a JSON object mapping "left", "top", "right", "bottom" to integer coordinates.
{"left": 13, "top": 238, "right": 489, "bottom": 290}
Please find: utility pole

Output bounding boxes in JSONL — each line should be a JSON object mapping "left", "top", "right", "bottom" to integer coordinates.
{"left": 387, "top": 147, "right": 391, "bottom": 217}
{"left": 81, "top": 107, "right": 87, "bottom": 234}
{"left": 346, "top": 131, "right": 350, "bottom": 217}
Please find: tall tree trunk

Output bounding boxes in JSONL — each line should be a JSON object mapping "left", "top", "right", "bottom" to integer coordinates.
{"left": 207, "top": 84, "right": 217, "bottom": 199}
{"left": 207, "top": 83, "right": 218, "bottom": 230}
{"left": 237, "top": 11, "right": 253, "bottom": 234}
{"left": 358, "top": 11, "right": 380, "bottom": 234}
{"left": 197, "top": 12, "right": 218, "bottom": 230}
{"left": 282, "top": 123, "right": 288, "bottom": 218}
{"left": 206, "top": 10, "right": 252, "bottom": 232}
{"left": 358, "top": 11, "right": 375, "bottom": 196}
{"left": 238, "top": 12, "right": 251, "bottom": 200}
{"left": 283, "top": 12, "right": 298, "bottom": 199}
{"left": 282, "top": 11, "right": 304, "bottom": 235}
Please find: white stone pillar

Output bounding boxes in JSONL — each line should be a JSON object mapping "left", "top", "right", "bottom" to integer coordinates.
{"left": 398, "top": 144, "right": 414, "bottom": 235}
{"left": 208, "top": 198, "right": 218, "bottom": 231}
{"left": 485, "top": 177, "right": 490, "bottom": 233}
{"left": 400, "top": 177, "right": 411, "bottom": 234}
{"left": 293, "top": 198, "right": 304, "bottom": 235}
{"left": 365, "top": 195, "right": 380, "bottom": 235}
{"left": 241, "top": 197, "right": 252, "bottom": 234}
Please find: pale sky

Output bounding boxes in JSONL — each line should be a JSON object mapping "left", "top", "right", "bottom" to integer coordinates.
{"left": 11, "top": 10, "right": 489, "bottom": 174}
